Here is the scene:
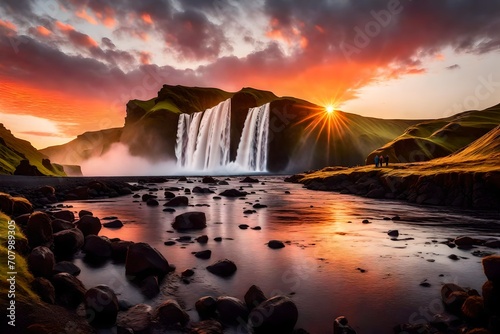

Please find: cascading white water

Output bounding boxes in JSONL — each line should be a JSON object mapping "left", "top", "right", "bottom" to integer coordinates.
{"left": 234, "top": 103, "right": 270, "bottom": 171}
{"left": 175, "top": 99, "right": 271, "bottom": 173}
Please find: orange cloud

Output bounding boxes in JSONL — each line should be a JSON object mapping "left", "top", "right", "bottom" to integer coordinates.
{"left": 56, "top": 21, "right": 75, "bottom": 32}
{"left": 139, "top": 51, "right": 151, "bottom": 65}
{"left": 94, "top": 8, "right": 116, "bottom": 27}
{"left": 76, "top": 9, "right": 97, "bottom": 25}
{"left": 36, "top": 26, "right": 52, "bottom": 36}
{"left": 0, "top": 19, "right": 16, "bottom": 32}
{"left": 141, "top": 13, "right": 153, "bottom": 25}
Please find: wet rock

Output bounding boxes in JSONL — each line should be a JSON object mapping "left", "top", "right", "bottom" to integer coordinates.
{"left": 448, "top": 254, "right": 460, "bottom": 261}
{"left": 248, "top": 296, "right": 298, "bottom": 333}
{"left": 103, "top": 219, "right": 124, "bottom": 228}
{"left": 85, "top": 285, "right": 119, "bottom": 328}
{"left": 117, "top": 304, "right": 152, "bottom": 333}
{"left": 253, "top": 203, "right": 267, "bottom": 209}
{"left": 181, "top": 269, "right": 194, "bottom": 277}
{"left": 125, "top": 242, "right": 170, "bottom": 280}
{"left": 190, "top": 320, "right": 223, "bottom": 334}
{"left": 83, "top": 235, "right": 112, "bottom": 258}
{"left": 361, "top": 219, "right": 371, "bottom": 224}
{"left": 12, "top": 196, "right": 33, "bottom": 216}
{"left": 216, "top": 296, "right": 248, "bottom": 325}
{"left": 177, "top": 236, "right": 192, "bottom": 242}
{"left": 163, "top": 208, "right": 176, "bottom": 213}
{"left": 387, "top": 230, "right": 399, "bottom": 237}
{"left": 195, "top": 296, "right": 217, "bottom": 319}
{"left": 441, "top": 283, "right": 468, "bottom": 314}
{"left": 241, "top": 177, "right": 259, "bottom": 183}
{"left": 392, "top": 215, "right": 401, "bottom": 221}
{"left": 220, "top": 189, "right": 247, "bottom": 197}
{"left": 32, "top": 277, "right": 55, "bottom": 304}
{"left": 185, "top": 188, "right": 191, "bottom": 194}
{"left": 53, "top": 228, "right": 85, "bottom": 256}
{"left": 268, "top": 240, "right": 285, "bottom": 249}
{"left": 28, "top": 246, "right": 55, "bottom": 277}
{"left": 53, "top": 261, "right": 81, "bottom": 276}
{"left": 193, "top": 186, "right": 215, "bottom": 194}
{"left": 333, "top": 316, "right": 357, "bottom": 334}
{"left": 164, "top": 196, "right": 189, "bottom": 207}
{"left": 203, "top": 176, "right": 218, "bottom": 184}
{"left": 164, "top": 191, "right": 176, "bottom": 199}
{"left": 252, "top": 226, "right": 262, "bottom": 230}
{"left": 195, "top": 250, "right": 212, "bottom": 259}
{"left": 75, "top": 215, "right": 101, "bottom": 237}
{"left": 239, "top": 224, "right": 249, "bottom": 229}
{"left": 52, "top": 210, "right": 75, "bottom": 222}
{"left": 154, "top": 300, "right": 190, "bottom": 326}
{"left": 482, "top": 280, "right": 500, "bottom": 314}
{"left": 196, "top": 235, "right": 208, "bottom": 243}
{"left": 26, "top": 212, "right": 53, "bottom": 248}
{"left": 172, "top": 212, "right": 207, "bottom": 230}
{"left": 244, "top": 209, "right": 256, "bottom": 214}
{"left": 245, "top": 285, "right": 267, "bottom": 309}
{"left": 146, "top": 198, "right": 159, "bottom": 206}
{"left": 164, "top": 241, "right": 176, "bottom": 246}
{"left": 141, "top": 194, "right": 157, "bottom": 202}
{"left": 214, "top": 237, "right": 222, "bottom": 242}
{"left": 51, "top": 219, "right": 75, "bottom": 233}
{"left": 483, "top": 255, "right": 500, "bottom": 282}
{"left": 461, "top": 296, "right": 485, "bottom": 321}
{"left": 420, "top": 279, "right": 431, "bottom": 287}
{"left": 111, "top": 240, "right": 134, "bottom": 262}
{"left": 140, "top": 275, "right": 160, "bottom": 298}
{"left": 484, "top": 239, "right": 500, "bottom": 248}
{"left": 454, "top": 236, "right": 475, "bottom": 248}
{"left": 78, "top": 210, "right": 93, "bottom": 218}
{"left": 51, "top": 272, "right": 86, "bottom": 309}
{"left": 207, "top": 259, "right": 237, "bottom": 277}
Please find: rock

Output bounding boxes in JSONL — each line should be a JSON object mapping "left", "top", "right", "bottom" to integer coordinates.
{"left": 441, "top": 283, "right": 468, "bottom": 314}
{"left": 28, "top": 246, "right": 55, "bottom": 277}
{"left": 461, "top": 296, "right": 485, "bottom": 321}
{"left": 154, "top": 300, "right": 190, "bottom": 326}
{"left": 239, "top": 224, "right": 249, "bottom": 229}
{"left": 216, "top": 296, "right": 248, "bottom": 325}
{"left": 12, "top": 196, "right": 33, "bottom": 216}
{"left": 387, "top": 230, "right": 399, "bottom": 237}
{"left": 482, "top": 280, "right": 500, "bottom": 314}
{"left": 196, "top": 235, "right": 209, "bottom": 243}
{"left": 164, "top": 240, "right": 176, "bottom": 246}
{"left": 333, "top": 316, "right": 357, "bottom": 334}
{"left": 164, "top": 196, "right": 189, "bottom": 207}
{"left": 83, "top": 235, "right": 112, "bottom": 258}
{"left": 51, "top": 219, "right": 75, "bottom": 233}
{"left": 484, "top": 239, "right": 500, "bottom": 248}
{"left": 163, "top": 208, "right": 176, "bottom": 213}
{"left": 53, "top": 228, "right": 85, "bottom": 256}
{"left": 53, "top": 261, "right": 81, "bottom": 276}
{"left": 140, "top": 275, "right": 160, "bottom": 298}
{"left": 103, "top": 219, "right": 124, "bottom": 228}
{"left": 172, "top": 212, "right": 207, "bottom": 230}
{"left": 392, "top": 215, "right": 401, "bottom": 221}
{"left": 32, "top": 277, "right": 55, "bottom": 304}
{"left": 14, "top": 159, "right": 42, "bottom": 176}
{"left": 245, "top": 285, "right": 267, "bottom": 309}
{"left": 26, "top": 212, "right": 53, "bottom": 248}
{"left": 241, "top": 177, "right": 259, "bottom": 183}
{"left": 75, "top": 215, "right": 101, "bottom": 237}
{"left": 252, "top": 226, "right": 262, "bottom": 230}
{"left": 78, "top": 210, "right": 93, "bottom": 218}
{"left": 52, "top": 210, "right": 75, "bottom": 222}
{"left": 190, "top": 320, "right": 223, "bottom": 334}
{"left": 483, "top": 255, "right": 500, "bottom": 282}
{"left": 164, "top": 191, "right": 176, "bottom": 199}
{"left": 268, "top": 240, "right": 285, "bottom": 249}
{"left": 146, "top": 198, "right": 159, "bottom": 206}
{"left": 195, "top": 296, "right": 217, "bottom": 319}
{"left": 202, "top": 176, "right": 218, "bottom": 183}
{"left": 117, "top": 304, "right": 152, "bottom": 333}
{"left": 51, "top": 272, "right": 86, "bottom": 309}
{"left": 193, "top": 186, "right": 214, "bottom": 194}
{"left": 181, "top": 269, "right": 194, "bottom": 277}
{"left": 207, "top": 259, "right": 237, "bottom": 277}
{"left": 220, "top": 189, "right": 247, "bottom": 197}
{"left": 184, "top": 188, "right": 191, "bottom": 194}
{"left": 448, "top": 254, "right": 460, "bottom": 261}
{"left": 125, "top": 242, "right": 170, "bottom": 280}
{"left": 454, "top": 236, "right": 475, "bottom": 248}
{"left": 141, "top": 194, "right": 157, "bottom": 202}
{"left": 362, "top": 219, "right": 371, "bottom": 224}
{"left": 195, "top": 250, "right": 212, "bottom": 259}
{"left": 244, "top": 210, "right": 256, "bottom": 214}
{"left": 111, "top": 240, "right": 133, "bottom": 262}
{"left": 85, "top": 285, "right": 119, "bottom": 328}
{"left": 248, "top": 296, "right": 298, "bottom": 333}
{"left": 214, "top": 237, "right": 222, "bottom": 242}
{"left": 253, "top": 203, "right": 267, "bottom": 209}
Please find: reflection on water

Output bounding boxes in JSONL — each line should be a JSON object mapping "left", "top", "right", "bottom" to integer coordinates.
{"left": 65, "top": 176, "right": 500, "bottom": 333}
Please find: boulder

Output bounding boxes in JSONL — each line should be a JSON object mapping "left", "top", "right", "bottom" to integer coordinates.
{"left": 190, "top": 320, "right": 223, "bottom": 334}
{"left": 111, "top": 240, "right": 134, "bottom": 262}
{"left": 245, "top": 285, "right": 267, "bottom": 309}
{"left": 248, "top": 296, "right": 298, "bottom": 333}
{"left": 117, "top": 304, "right": 152, "bottom": 333}
{"left": 53, "top": 228, "right": 85, "bottom": 256}
{"left": 202, "top": 176, "right": 218, "bottom": 184}
{"left": 32, "top": 277, "right": 55, "bottom": 304}
{"left": 181, "top": 269, "right": 194, "bottom": 277}
{"left": 461, "top": 296, "right": 485, "bottom": 321}
{"left": 146, "top": 198, "right": 159, "bottom": 206}
{"left": 164, "top": 196, "right": 189, "bottom": 207}
{"left": 482, "top": 280, "right": 500, "bottom": 313}
{"left": 78, "top": 210, "right": 93, "bottom": 218}
{"left": 195, "top": 296, "right": 217, "bottom": 319}
{"left": 483, "top": 255, "right": 500, "bottom": 282}
{"left": 52, "top": 210, "right": 75, "bottom": 222}
{"left": 26, "top": 212, "right": 53, "bottom": 247}
{"left": 154, "top": 300, "right": 190, "bottom": 326}
{"left": 82, "top": 235, "right": 112, "bottom": 258}
{"left": 268, "top": 240, "right": 285, "bottom": 249}
{"left": 53, "top": 261, "right": 81, "bottom": 276}
{"left": 27, "top": 246, "right": 55, "bottom": 277}
{"left": 216, "top": 296, "right": 248, "bottom": 325}
{"left": 12, "top": 196, "right": 33, "bottom": 216}
{"left": 51, "top": 272, "right": 86, "bottom": 309}
{"left": 207, "top": 259, "right": 237, "bottom": 277}
{"left": 103, "top": 219, "right": 124, "bottom": 228}
{"left": 441, "top": 283, "right": 468, "bottom": 314}
{"left": 141, "top": 194, "right": 157, "bottom": 202}
{"left": 164, "top": 191, "right": 176, "bottom": 199}
{"left": 387, "top": 230, "right": 399, "bottom": 237}
{"left": 196, "top": 235, "right": 209, "bottom": 243}
{"left": 84, "top": 285, "right": 119, "bottom": 328}
{"left": 75, "top": 215, "right": 101, "bottom": 236}
{"left": 125, "top": 242, "right": 170, "bottom": 280}
{"left": 241, "top": 177, "right": 259, "bottom": 183}
{"left": 333, "top": 316, "right": 357, "bottom": 334}
{"left": 51, "top": 219, "right": 75, "bottom": 233}
{"left": 0, "top": 192, "right": 13, "bottom": 214}
{"left": 172, "top": 212, "right": 207, "bottom": 230}
{"left": 219, "top": 189, "right": 247, "bottom": 197}
{"left": 195, "top": 250, "right": 212, "bottom": 259}
{"left": 140, "top": 275, "right": 160, "bottom": 298}
{"left": 484, "top": 239, "right": 500, "bottom": 248}
{"left": 454, "top": 236, "right": 475, "bottom": 248}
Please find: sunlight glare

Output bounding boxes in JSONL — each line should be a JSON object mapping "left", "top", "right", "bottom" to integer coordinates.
{"left": 325, "top": 105, "right": 335, "bottom": 114}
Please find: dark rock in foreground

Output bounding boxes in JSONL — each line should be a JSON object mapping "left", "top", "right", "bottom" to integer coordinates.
{"left": 28, "top": 246, "right": 55, "bottom": 278}
{"left": 84, "top": 285, "right": 119, "bottom": 328}
{"left": 51, "top": 272, "right": 86, "bottom": 309}
{"left": 207, "top": 259, "right": 237, "bottom": 277}
{"left": 172, "top": 212, "right": 207, "bottom": 230}
{"left": 164, "top": 196, "right": 189, "bottom": 207}
{"left": 483, "top": 255, "right": 500, "bottom": 282}
{"left": 268, "top": 240, "right": 285, "bottom": 249}
{"left": 154, "top": 300, "right": 190, "bottom": 326}
{"left": 216, "top": 296, "right": 248, "bottom": 325}
{"left": 196, "top": 296, "right": 217, "bottom": 319}
{"left": 117, "top": 304, "right": 152, "bottom": 333}
{"left": 248, "top": 295, "right": 298, "bottom": 333}
{"left": 220, "top": 189, "right": 247, "bottom": 197}
{"left": 125, "top": 242, "right": 170, "bottom": 280}
{"left": 245, "top": 285, "right": 267, "bottom": 309}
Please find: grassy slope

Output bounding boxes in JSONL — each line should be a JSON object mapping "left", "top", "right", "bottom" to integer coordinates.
{"left": 367, "top": 103, "right": 500, "bottom": 164}
{"left": 0, "top": 124, "right": 66, "bottom": 176}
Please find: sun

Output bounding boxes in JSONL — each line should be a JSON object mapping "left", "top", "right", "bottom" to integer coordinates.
{"left": 325, "top": 105, "right": 335, "bottom": 114}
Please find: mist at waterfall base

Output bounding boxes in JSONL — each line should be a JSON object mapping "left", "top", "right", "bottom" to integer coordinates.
{"left": 82, "top": 99, "right": 273, "bottom": 176}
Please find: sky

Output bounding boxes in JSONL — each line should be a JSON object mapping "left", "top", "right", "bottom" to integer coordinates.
{"left": 1, "top": 0, "right": 500, "bottom": 149}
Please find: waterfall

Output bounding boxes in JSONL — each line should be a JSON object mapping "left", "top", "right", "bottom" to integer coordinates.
{"left": 234, "top": 103, "right": 270, "bottom": 171}
{"left": 174, "top": 99, "right": 270, "bottom": 173}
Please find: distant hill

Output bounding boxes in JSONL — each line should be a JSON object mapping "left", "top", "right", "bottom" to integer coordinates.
{"left": 0, "top": 123, "right": 66, "bottom": 176}
{"left": 41, "top": 85, "right": 420, "bottom": 173}
{"left": 366, "top": 103, "right": 500, "bottom": 164}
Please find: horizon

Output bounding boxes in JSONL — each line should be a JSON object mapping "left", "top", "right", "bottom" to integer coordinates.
{"left": 1, "top": 1, "right": 500, "bottom": 148}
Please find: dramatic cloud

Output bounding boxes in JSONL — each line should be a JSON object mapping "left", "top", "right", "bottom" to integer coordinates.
{"left": 446, "top": 64, "right": 461, "bottom": 71}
